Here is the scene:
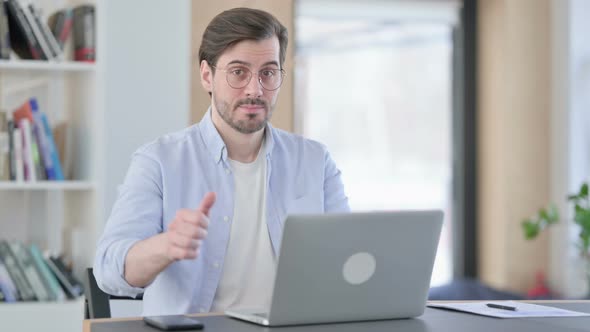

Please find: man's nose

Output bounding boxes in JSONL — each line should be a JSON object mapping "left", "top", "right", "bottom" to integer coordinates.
{"left": 244, "top": 73, "right": 263, "bottom": 97}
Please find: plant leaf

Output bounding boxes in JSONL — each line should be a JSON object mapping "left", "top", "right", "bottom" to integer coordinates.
{"left": 568, "top": 194, "right": 580, "bottom": 202}
{"left": 580, "top": 183, "right": 589, "bottom": 198}
{"left": 521, "top": 203, "right": 563, "bottom": 240}
{"left": 575, "top": 209, "right": 590, "bottom": 230}
{"left": 539, "top": 208, "right": 549, "bottom": 221}
{"left": 522, "top": 220, "right": 539, "bottom": 240}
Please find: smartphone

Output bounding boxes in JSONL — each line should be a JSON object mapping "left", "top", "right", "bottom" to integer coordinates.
{"left": 143, "top": 315, "right": 204, "bottom": 331}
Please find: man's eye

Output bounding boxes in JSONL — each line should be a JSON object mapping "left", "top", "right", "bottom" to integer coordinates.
{"left": 230, "top": 69, "right": 244, "bottom": 76}
{"left": 261, "top": 70, "right": 276, "bottom": 78}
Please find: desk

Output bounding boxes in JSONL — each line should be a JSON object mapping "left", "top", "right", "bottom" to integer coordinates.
{"left": 84, "top": 301, "right": 590, "bottom": 332}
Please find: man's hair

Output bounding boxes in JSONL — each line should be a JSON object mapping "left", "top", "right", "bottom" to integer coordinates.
{"left": 199, "top": 7, "right": 288, "bottom": 70}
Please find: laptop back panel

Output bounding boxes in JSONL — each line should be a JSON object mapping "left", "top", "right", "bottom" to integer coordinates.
{"left": 267, "top": 210, "right": 443, "bottom": 326}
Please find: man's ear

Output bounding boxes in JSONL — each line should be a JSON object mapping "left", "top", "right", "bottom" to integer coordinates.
{"left": 200, "top": 60, "right": 213, "bottom": 93}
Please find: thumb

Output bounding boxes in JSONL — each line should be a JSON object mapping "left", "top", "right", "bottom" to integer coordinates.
{"left": 198, "top": 192, "right": 216, "bottom": 216}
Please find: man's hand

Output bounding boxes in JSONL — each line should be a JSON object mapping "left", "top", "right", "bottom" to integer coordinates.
{"left": 164, "top": 192, "right": 216, "bottom": 261}
{"left": 124, "top": 192, "right": 216, "bottom": 287}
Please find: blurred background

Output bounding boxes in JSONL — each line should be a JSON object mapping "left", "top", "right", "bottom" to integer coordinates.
{"left": 0, "top": 0, "right": 589, "bottom": 331}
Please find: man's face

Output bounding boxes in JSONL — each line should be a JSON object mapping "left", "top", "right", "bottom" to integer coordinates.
{"left": 203, "top": 37, "right": 282, "bottom": 134}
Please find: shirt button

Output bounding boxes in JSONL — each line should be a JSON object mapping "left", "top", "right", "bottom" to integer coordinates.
{"left": 213, "top": 262, "right": 220, "bottom": 269}
{"left": 223, "top": 216, "right": 230, "bottom": 222}
{"left": 200, "top": 307, "right": 206, "bottom": 313}
{"left": 225, "top": 168, "right": 230, "bottom": 174}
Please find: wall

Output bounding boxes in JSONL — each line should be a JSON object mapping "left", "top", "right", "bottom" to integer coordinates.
{"left": 477, "top": 0, "right": 552, "bottom": 293}
{"left": 102, "top": 0, "right": 192, "bottom": 221}
{"left": 190, "top": 0, "right": 295, "bottom": 131}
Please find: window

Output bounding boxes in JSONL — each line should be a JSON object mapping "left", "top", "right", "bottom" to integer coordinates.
{"left": 295, "top": 0, "right": 460, "bottom": 286}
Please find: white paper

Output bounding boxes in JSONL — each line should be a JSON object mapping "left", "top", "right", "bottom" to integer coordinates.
{"left": 427, "top": 301, "right": 590, "bottom": 318}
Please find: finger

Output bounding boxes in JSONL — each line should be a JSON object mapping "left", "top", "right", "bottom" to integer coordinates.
{"left": 199, "top": 215, "right": 210, "bottom": 229}
{"left": 186, "top": 249, "right": 199, "bottom": 259}
{"left": 168, "top": 246, "right": 198, "bottom": 260}
{"left": 174, "top": 209, "right": 201, "bottom": 224}
{"left": 173, "top": 210, "right": 210, "bottom": 230}
{"left": 197, "top": 192, "right": 216, "bottom": 216}
{"left": 172, "top": 222, "right": 207, "bottom": 240}
{"left": 170, "top": 232, "right": 204, "bottom": 249}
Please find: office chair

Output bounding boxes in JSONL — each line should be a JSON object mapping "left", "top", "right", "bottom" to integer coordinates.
{"left": 84, "top": 268, "right": 143, "bottom": 319}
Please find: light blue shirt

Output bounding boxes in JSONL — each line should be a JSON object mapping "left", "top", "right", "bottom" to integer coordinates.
{"left": 93, "top": 109, "right": 350, "bottom": 316}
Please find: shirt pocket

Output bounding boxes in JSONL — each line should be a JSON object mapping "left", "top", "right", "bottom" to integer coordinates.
{"left": 287, "top": 194, "right": 324, "bottom": 215}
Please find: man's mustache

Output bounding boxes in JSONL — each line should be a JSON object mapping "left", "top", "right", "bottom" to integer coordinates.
{"left": 235, "top": 98, "right": 267, "bottom": 108}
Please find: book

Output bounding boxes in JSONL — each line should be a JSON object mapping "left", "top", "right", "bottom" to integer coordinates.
{"left": 0, "top": 240, "right": 35, "bottom": 301}
{"left": 12, "top": 127, "right": 24, "bottom": 181}
{"left": 13, "top": 101, "right": 46, "bottom": 181}
{"left": 8, "top": 241, "right": 53, "bottom": 301}
{"left": 31, "top": 122, "right": 45, "bottom": 180}
{"left": 29, "top": 98, "right": 55, "bottom": 180}
{"left": 38, "top": 108, "right": 64, "bottom": 180}
{"left": 44, "top": 254, "right": 83, "bottom": 298}
{"left": 7, "top": 119, "right": 16, "bottom": 180}
{"left": 17, "top": 118, "right": 35, "bottom": 181}
{"left": 19, "top": 0, "right": 53, "bottom": 60}
{"left": 28, "top": 4, "right": 62, "bottom": 59}
{"left": 29, "top": 244, "right": 66, "bottom": 301}
{"left": 4, "top": 0, "right": 45, "bottom": 60}
{"left": 0, "top": 2, "right": 10, "bottom": 59}
{"left": 0, "top": 111, "right": 8, "bottom": 180}
{"left": 48, "top": 8, "right": 72, "bottom": 51}
{"left": 50, "top": 121, "right": 68, "bottom": 180}
{"left": 0, "top": 260, "right": 18, "bottom": 302}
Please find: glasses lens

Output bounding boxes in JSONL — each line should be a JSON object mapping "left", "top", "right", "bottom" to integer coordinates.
{"left": 259, "top": 69, "right": 283, "bottom": 91}
{"left": 226, "top": 68, "right": 251, "bottom": 89}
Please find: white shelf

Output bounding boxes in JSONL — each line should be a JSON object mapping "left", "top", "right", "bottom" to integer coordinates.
{"left": 0, "top": 181, "right": 96, "bottom": 190}
{"left": 0, "top": 298, "right": 84, "bottom": 332}
{"left": 0, "top": 60, "right": 96, "bottom": 72}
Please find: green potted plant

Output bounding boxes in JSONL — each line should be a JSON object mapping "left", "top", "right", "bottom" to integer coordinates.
{"left": 522, "top": 182, "right": 590, "bottom": 296}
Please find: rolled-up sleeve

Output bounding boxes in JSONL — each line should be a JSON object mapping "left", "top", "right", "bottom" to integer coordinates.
{"left": 323, "top": 150, "right": 350, "bottom": 213}
{"left": 93, "top": 149, "right": 164, "bottom": 297}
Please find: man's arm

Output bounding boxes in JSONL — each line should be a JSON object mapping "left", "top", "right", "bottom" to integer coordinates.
{"left": 323, "top": 150, "right": 351, "bottom": 212}
{"left": 124, "top": 193, "right": 215, "bottom": 287}
{"left": 93, "top": 150, "right": 216, "bottom": 295}
{"left": 93, "top": 152, "right": 163, "bottom": 296}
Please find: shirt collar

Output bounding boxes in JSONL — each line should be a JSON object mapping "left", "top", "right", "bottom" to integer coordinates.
{"left": 198, "top": 107, "right": 275, "bottom": 164}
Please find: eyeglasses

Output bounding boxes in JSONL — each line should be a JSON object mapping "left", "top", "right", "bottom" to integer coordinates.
{"left": 212, "top": 65, "right": 286, "bottom": 91}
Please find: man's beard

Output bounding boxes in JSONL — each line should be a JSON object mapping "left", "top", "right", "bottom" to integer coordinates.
{"left": 215, "top": 97, "right": 272, "bottom": 134}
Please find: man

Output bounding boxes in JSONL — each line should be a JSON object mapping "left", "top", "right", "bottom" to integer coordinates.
{"left": 93, "top": 7, "right": 349, "bottom": 316}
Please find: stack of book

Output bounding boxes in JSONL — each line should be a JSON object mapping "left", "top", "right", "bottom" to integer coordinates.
{"left": 0, "top": 97, "right": 65, "bottom": 182}
{"left": 0, "top": 239, "right": 84, "bottom": 302}
{"left": 2, "top": 0, "right": 65, "bottom": 60}
{"left": 0, "top": 0, "right": 93, "bottom": 62}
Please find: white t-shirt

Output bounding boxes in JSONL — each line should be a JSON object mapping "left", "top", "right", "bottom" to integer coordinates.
{"left": 211, "top": 140, "right": 276, "bottom": 312}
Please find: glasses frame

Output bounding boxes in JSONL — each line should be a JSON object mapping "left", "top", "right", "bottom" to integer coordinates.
{"left": 211, "top": 65, "right": 286, "bottom": 91}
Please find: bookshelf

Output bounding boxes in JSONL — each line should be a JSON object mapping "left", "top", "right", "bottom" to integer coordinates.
{"left": 0, "top": 180, "right": 95, "bottom": 190}
{"left": 0, "top": 297, "right": 85, "bottom": 331}
{"left": 0, "top": 0, "right": 100, "bottom": 331}
{"left": 0, "top": 60, "right": 96, "bottom": 72}
{"left": 0, "top": 0, "right": 192, "bottom": 331}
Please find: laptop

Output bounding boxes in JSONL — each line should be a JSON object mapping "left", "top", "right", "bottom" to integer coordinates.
{"left": 225, "top": 210, "right": 444, "bottom": 326}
